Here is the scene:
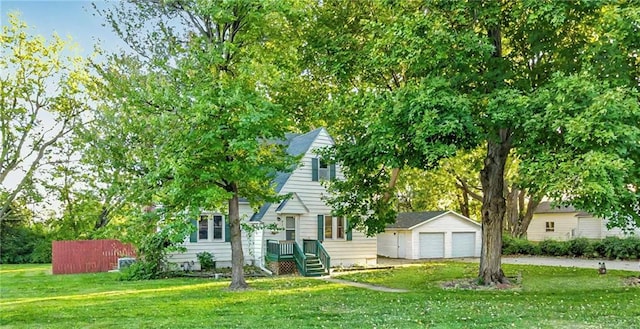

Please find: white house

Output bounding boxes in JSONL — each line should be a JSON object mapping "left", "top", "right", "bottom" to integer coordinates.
{"left": 168, "top": 128, "right": 377, "bottom": 275}
{"left": 527, "top": 201, "right": 640, "bottom": 241}
{"left": 377, "top": 211, "right": 482, "bottom": 259}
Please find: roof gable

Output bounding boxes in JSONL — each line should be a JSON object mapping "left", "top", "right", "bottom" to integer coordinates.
{"left": 250, "top": 127, "right": 327, "bottom": 222}
{"left": 275, "top": 193, "right": 309, "bottom": 214}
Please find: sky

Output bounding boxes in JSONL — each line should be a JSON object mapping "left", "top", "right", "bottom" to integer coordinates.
{"left": 1, "top": 0, "right": 128, "bottom": 56}
{"left": 1, "top": 1, "right": 130, "bottom": 215}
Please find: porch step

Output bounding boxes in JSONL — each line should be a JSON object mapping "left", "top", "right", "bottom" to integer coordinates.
{"left": 304, "top": 256, "right": 326, "bottom": 277}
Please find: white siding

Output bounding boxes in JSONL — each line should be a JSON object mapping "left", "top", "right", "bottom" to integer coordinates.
{"left": 577, "top": 217, "right": 602, "bottom": 239}
{"left": 407, "top": 213, "right": 481, "bottom": 259}
{"left": 602, "top": 219, "right": 640, "bottom": 238}
{"left": 529, "top": 213, "right": 640, "bottom": 241}
{"left": 377, "top": 230, "right": 399, "bottom": 258}
{"left": 527, "top": 213, "right": 577, "bottom": 241}
{"left": 169, "top": 204, "right": 258, "bottom": 269}
{"left": 173, "top": 128, "right": 380, "bottom": 269}
{"left": 260, "top": 128, "right": 377, "bottom": 267}
{"left": 379, "top": 212, "right": 481, "bottom": 260}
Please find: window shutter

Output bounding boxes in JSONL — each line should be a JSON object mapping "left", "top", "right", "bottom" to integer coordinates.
{"left": 330, "top": 163, "right": 336, "bottom": 180}
{"left": 317, "top": 215, "right": 324, "bottom": 241}
{"left": 224, "top": 217, "right": 231, "bottom": 242}
{"left": 311, "top": 158, "right": 319, "bottom": 181}
{"left": 346, "top": 218, "right": 352, "bottom": 241}
{"left": 190, "top": 219, "right": 198, "bottom": 243}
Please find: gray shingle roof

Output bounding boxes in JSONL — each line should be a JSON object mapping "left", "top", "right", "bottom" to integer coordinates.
{"left": 534, "top": 201, "right": 578, "bottom": 214}
{"left": 386, "top": 211, "right": 448, "bottom": 229}
{"left": 249, "top": 128, "right": 325, "bottom": 222}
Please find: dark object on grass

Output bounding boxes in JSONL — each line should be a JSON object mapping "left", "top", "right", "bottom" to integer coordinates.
{"left": 598, "top": 262, "right": 607, "bottom": 275}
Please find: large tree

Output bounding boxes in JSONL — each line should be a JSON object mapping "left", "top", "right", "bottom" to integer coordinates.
{"left": 305, "top": 1, "right": 640, "bottom": 284}
{"left": 0, "top": 13, "right": 90, "bottom": 221}
{"left": 93, "top": 0, "right": 304, "bottom": 289}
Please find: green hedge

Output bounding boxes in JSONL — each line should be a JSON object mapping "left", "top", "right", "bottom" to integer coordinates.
{"left": 502, "top": 235, "right": 640, "bottom": 260}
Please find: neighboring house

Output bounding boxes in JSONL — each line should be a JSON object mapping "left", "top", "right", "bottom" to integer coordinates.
{"left": 527, "top": 201, "right": 640, "bottom": 241}
{"left": 168, "top": 128, "right": 377, "bottom": 275}
{"left": 377, "top": 211, "right": 481, "bottom": 259}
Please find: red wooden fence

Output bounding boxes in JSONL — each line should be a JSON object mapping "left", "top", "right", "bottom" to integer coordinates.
{"left": 52, "top": 239, "right": 136, "bottom": 275}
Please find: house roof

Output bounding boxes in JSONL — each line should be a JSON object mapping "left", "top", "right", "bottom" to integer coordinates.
{"left": 386, "top": 210, "right": 480, "bottom": 230}
{"left": 249, "top": 127, "right": 325, "bottom": 222}
{"left": 534, "top": 201, "right": 578, "bottom": 214}
{"left": 386, "top": 211, "right": 447, "bottom": 229}
{"left": 275, "top": 193, "right": 309, "bottom": 214}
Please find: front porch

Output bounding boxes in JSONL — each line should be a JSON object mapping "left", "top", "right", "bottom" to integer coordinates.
{"left": 266, "top": 239, "right": 330, "bottom": 276}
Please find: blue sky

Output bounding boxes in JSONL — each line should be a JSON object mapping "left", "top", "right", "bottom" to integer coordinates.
{"left": 1, "top": 0, "right": 128, "bottom": 56}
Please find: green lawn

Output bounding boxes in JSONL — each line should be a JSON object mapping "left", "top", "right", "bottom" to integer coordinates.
{"left": 1, "top": 263, "right": 638, "bottom": 329}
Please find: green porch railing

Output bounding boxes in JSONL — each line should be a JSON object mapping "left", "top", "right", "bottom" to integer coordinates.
{"left": 292, "top": 242, "right": 307, "bottom": 275}
{"left": 266, "top": 239, "right": 294, "bottom": 261}
{"left": 267, "top": 239, "right": 330, "bottom": 276}
{"left": 303, "top": 239, "right": 330, "bottom": 275}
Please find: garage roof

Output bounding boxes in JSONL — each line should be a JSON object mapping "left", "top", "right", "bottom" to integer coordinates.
{"left": 386, "top": 210, "right": 481, "bottom": 230}
{"left": 386, "top": 211, "right": 448, "bottom": 229}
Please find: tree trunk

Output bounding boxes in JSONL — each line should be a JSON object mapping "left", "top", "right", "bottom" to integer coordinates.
{"left": 513, "top": 197, "right": 540, "bottom": 238}
{"left": 228, "top": 183, "right": 248, "bottom": 290}
{"left": 478, "top": 132, "right": 511, "bottom": 284}
{"left": 458, "top": 190, "right": 470, "bottom": 218}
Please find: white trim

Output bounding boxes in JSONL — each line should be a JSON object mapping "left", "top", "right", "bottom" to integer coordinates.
{"left": 406, "top": 210, "right": 480, "bottom": 230}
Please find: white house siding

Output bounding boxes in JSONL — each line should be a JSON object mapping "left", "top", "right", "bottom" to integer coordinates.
{"left": 378, "top": 212, "right": 481, "bottom": 260}
{"left": 259, "top": 129, "right": 377, "bottom": 267}
{"left": 527, "top": 213, "right": 578, "bottom": 241}
{"left": 378, "top": 230, "right": 400, "bottom": 258}
{"left": 527, "top": 212, "right": 640, "bottom": 241}
{"left": 408, "top": 213, "right": 481, "bottom": 259}
{"left": 322, "top": 232, "right": 378, "bottom": 267}
{"left": 601, "top": 219, "right": 640, "bottom": 238}
{"left": 168, "top": 204, "right": 258, "bottom": 269}
{"left": 576, "top": 216, "right": 602, "bottom": 239}
{"left": 377, "top": 230, "right": 410, "bottom": 259}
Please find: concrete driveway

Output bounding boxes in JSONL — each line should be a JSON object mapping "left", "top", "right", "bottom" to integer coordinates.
{"left": 378, "top": 256, "right": 640, "bottom": 272}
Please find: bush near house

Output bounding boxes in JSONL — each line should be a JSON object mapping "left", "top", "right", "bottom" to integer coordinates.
{"left": 502, "top": 235, "right": 640, "bottom": 260}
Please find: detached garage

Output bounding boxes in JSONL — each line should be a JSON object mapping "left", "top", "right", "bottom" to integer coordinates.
{"left": 377, "top": 211, "right": 482, "bottom": 259}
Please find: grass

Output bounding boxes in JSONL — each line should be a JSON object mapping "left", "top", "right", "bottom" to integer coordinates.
{"left": 0, "top": 263, "right": 638, "bottom": 329}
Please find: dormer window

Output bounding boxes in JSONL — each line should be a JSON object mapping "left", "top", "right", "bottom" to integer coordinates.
{"left": 312, "top": 157, "right": 336, "bottom": 182}
{"left": 318, "top": 158, "right": 330, "bottom": 180}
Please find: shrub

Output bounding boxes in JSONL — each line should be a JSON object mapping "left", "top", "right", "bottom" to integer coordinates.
{"left": 119, "top": 215, "right": 191, "bottom": 281}
{"left": 599, "top": 236, "right": 640, "bottom": 260}
{"left": 539, "top": 239, "right": 569, "bottom": 256}
{"left": 30, "top": 239, "right": 52, "bottom": 263}
{"left": 0, "top": 225, "right": 47, "bottom": 264}
{"left": 197, "top": 251, "right": 216, "bottom": 271}
{"left": 567, "top": 238, "right": 592, "bottom": 257}
{"left": 502, "top": 235, "right": 541, "bottom": 255}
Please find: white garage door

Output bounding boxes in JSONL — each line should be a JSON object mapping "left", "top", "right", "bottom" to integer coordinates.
{"left": 419, "top": 233, "right": 444, "bottom": 258}
{"left": 452, "top": 232, "right": 476, "bottom": 257}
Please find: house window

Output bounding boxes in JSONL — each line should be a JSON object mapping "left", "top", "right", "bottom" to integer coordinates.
{"left": 285, "top": 216, "right": 296, "bottom": 240}
{"left": 197, "top": 214, "right": 225, "bottom": 242}
{"left": 319, "top": 159, "right": 330, "bottom": 180}
{"left": 324, "top": 215, "right": 333, "bottom": 239}
{"left": 213, "top": 215, "right": 223, "bottom": 240}
{"left": 545, "top": 221, "right": 555, "bottom": 232}
{"left": 324, "top": 215, "right": 346, "bottom": 240}
{"left": 199, "top": 215, "right": 209, "bottom": 240}
{"left": 337, "top": 218, "right": 344, "bottom": 239}
{"left": 312, "top": 158, "right": 335, "bottom": 181}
